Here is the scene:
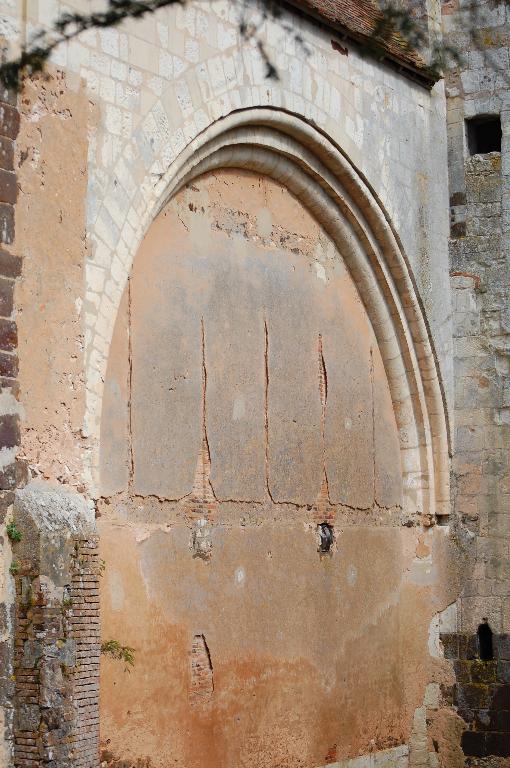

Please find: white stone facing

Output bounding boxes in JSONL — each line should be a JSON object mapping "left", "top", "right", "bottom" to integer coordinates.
{"left": 318, "top": 744, "right": 409, "bottom": 768}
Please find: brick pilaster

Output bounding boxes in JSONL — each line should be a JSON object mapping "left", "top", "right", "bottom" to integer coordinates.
{"left": 12, "top": 483, "right": 100, "bottom": 768}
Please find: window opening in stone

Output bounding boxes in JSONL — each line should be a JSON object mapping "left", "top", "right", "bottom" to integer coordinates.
{"left": 466, "top": 115, "right": 502, "bottom": 155}
{"left": 477, "top": 618, "right": 493, "bottom": 660}
{"left": 317, "top": 523, "right": 333, "bottom": 553}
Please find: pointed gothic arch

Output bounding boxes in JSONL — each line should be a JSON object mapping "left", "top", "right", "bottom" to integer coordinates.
{"left": 91, "top": 107, "right": 450, "bottom": 519}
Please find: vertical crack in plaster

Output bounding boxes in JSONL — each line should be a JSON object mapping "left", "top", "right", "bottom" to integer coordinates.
{"left": 318, "top": 333, "right": 332, "bottom": 504}
{"left": 370, "top": 346, "right": 376, "bottom": 505}
{"left": 263, "top": 317, "right": 277, "bottom": 504}
{"left": 198, "top": 318, "right": 218, "bottom": 504}
{"left": 127, "top": 277, "right": 134, "bottom": 485}
{"left": 184, "top": 318, "right": 219, "bottom": 521}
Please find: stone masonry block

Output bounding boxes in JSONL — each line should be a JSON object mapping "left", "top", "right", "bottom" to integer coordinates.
{"left": 0, "top": 136, "right": 14, "bottom": 171}
{"left": 0, "top": 459, "right": 28, "bottom": 491}
{"left": 470, "top": 660, "right": 497, "bottom": 684}
{"left": 14, "top": 480, "right": 96, "bottom": 583}
{"left": 489, "top": 710, "right": 510, "bottom": 731}
{"left": 493, "top": 684, "right": 510, "bottom": 710}
{"left": 0, "top": 102, "right": 20, "bottom": 140}
{"left": 456, "top": 682, "right": 493, "bottom": 711}
{"left": 0, "top": 276, "right": 13, "bottom": 317}
{"left": 0, "top": 351, "right": 18, "bottom": 378}
{"left": 454, "top": 660, "right": 473, "bottom": 684}
{"left": 462, "top": 730, "right": 486, "bottom": 757}
{"left": 494, "top": 635, "right": 510, "bottom": 660}
{"left": 0, "top": 318, "right": 17, "bottom": 352}
{"left": 497, "top": 662, "right": 510, "bottom": 684}
{"left": 0, "top": 169, "right": 17, "bottom": 205}
{"left": 0, "top": 203, "right": 14, "bottom": 244}
{"left": 441, "top": 633, "right": 459, "bottom": 659}
{"left": 485, "top": 732, "right": 510, "bottom": 757}
{"left": 459, "top": 634, "right": 479, "bottom": 659}
{"left": 0, "top": 413, "right": 19, "bottom": 449}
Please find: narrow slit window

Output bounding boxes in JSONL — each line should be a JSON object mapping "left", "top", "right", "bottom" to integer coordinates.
{"left": 477, "top": 619, "right": 493, "bottom": 661}
{"left": 466, "top": 115, "right": 502, "bottom": 155}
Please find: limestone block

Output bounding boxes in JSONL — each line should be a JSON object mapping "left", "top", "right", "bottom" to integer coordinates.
{"left": 14, "top": 480, "right": 96, "bottom": 584}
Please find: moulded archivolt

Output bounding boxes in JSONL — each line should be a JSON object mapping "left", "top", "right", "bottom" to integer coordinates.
{"left": 86, "top": 107, "right": 450, "bottom": 519}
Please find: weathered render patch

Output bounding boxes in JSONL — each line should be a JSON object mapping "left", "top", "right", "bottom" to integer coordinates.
{"left": 97, "top": 170, "right": 455, "bottom": 768}
{"left": 15, "top": 72, "right": 92, "bottom": 488}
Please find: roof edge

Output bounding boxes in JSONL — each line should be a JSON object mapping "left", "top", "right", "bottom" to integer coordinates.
{"left": 281, "top": 0, "right": 440, "bottom": 89}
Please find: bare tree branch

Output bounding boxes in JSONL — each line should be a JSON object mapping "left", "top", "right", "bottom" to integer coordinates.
{"left": 0, "top": 0, "right": 508, "bottom": 92}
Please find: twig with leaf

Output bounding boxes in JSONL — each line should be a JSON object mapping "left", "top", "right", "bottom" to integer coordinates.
{"left": 100, "top": 639, "right": 136, "bottom": 671}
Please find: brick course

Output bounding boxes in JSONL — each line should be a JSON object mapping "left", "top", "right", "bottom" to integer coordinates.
{"left": 13, "top": 535, "right": 101, "bottom": 768}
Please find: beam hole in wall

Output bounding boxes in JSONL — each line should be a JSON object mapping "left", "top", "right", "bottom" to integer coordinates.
{"left": 477, "top": 618, "right": 493, "bottom": 661}
{"left": 466, "top": 115, "right": 502, "bottom": 155}
{"left": 317, "top": 522, "right": 334, "bottom": 553}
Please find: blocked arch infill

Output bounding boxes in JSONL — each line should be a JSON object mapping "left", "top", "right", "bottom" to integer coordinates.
{"left": 92, "top": 108, "right": 450, "bottom": 519}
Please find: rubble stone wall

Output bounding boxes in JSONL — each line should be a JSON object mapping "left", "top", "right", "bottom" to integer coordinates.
{"left": 443, "top": 0, "right": 510, "bottom": 759}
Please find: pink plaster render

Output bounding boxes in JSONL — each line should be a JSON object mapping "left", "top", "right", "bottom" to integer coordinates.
{"left": 97, "top": 171, "right": 455, "bottom": 768}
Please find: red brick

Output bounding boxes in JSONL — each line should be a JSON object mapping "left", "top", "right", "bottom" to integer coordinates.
{"left": 0, "top": 203, "right": 14, "bottom": 244}
{"left": 0, "top": 136, "right": 14, "bottom": 171}
{"left": 0, "top": 102, "right": 20, "bottom": 139}
{"left": 0, "top": 169, "right": 17, "bottom": 205}
{"left": 0, "top": 276, "right": 14, "bottom": 316}
{"left": 0, "top": 351, "right": 18, "bottom": 378}
{"left": 0, "top": 318, "right": 17, "bottom": 350}
{"left": 0, "top": 249, "right": 21, "bottom": 278}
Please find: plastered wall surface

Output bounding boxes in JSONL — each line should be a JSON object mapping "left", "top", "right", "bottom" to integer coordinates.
{"left": 14, "top": 74, "right": 91, "bottom": 486}
{"left": 98, "top": 170, "right": 456, "bottom": 768}
{"left": 0, "top": 0, "right": 461, "bottom": 764}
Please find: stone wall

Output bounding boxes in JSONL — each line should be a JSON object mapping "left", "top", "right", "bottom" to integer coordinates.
{"left": 443, "top": 0, "right": 510, "bottom": 759}
{"left": 12, "top": 481, "right": 99, "bottom": 768}
{"left": 442, "top": 632, "right": 510, "bottom": 758}
{"left": 0, "top": 76, "right": 23, "bottom": 767}
{"left": 0, "top": 0, "right": 460, "bottom": 765}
